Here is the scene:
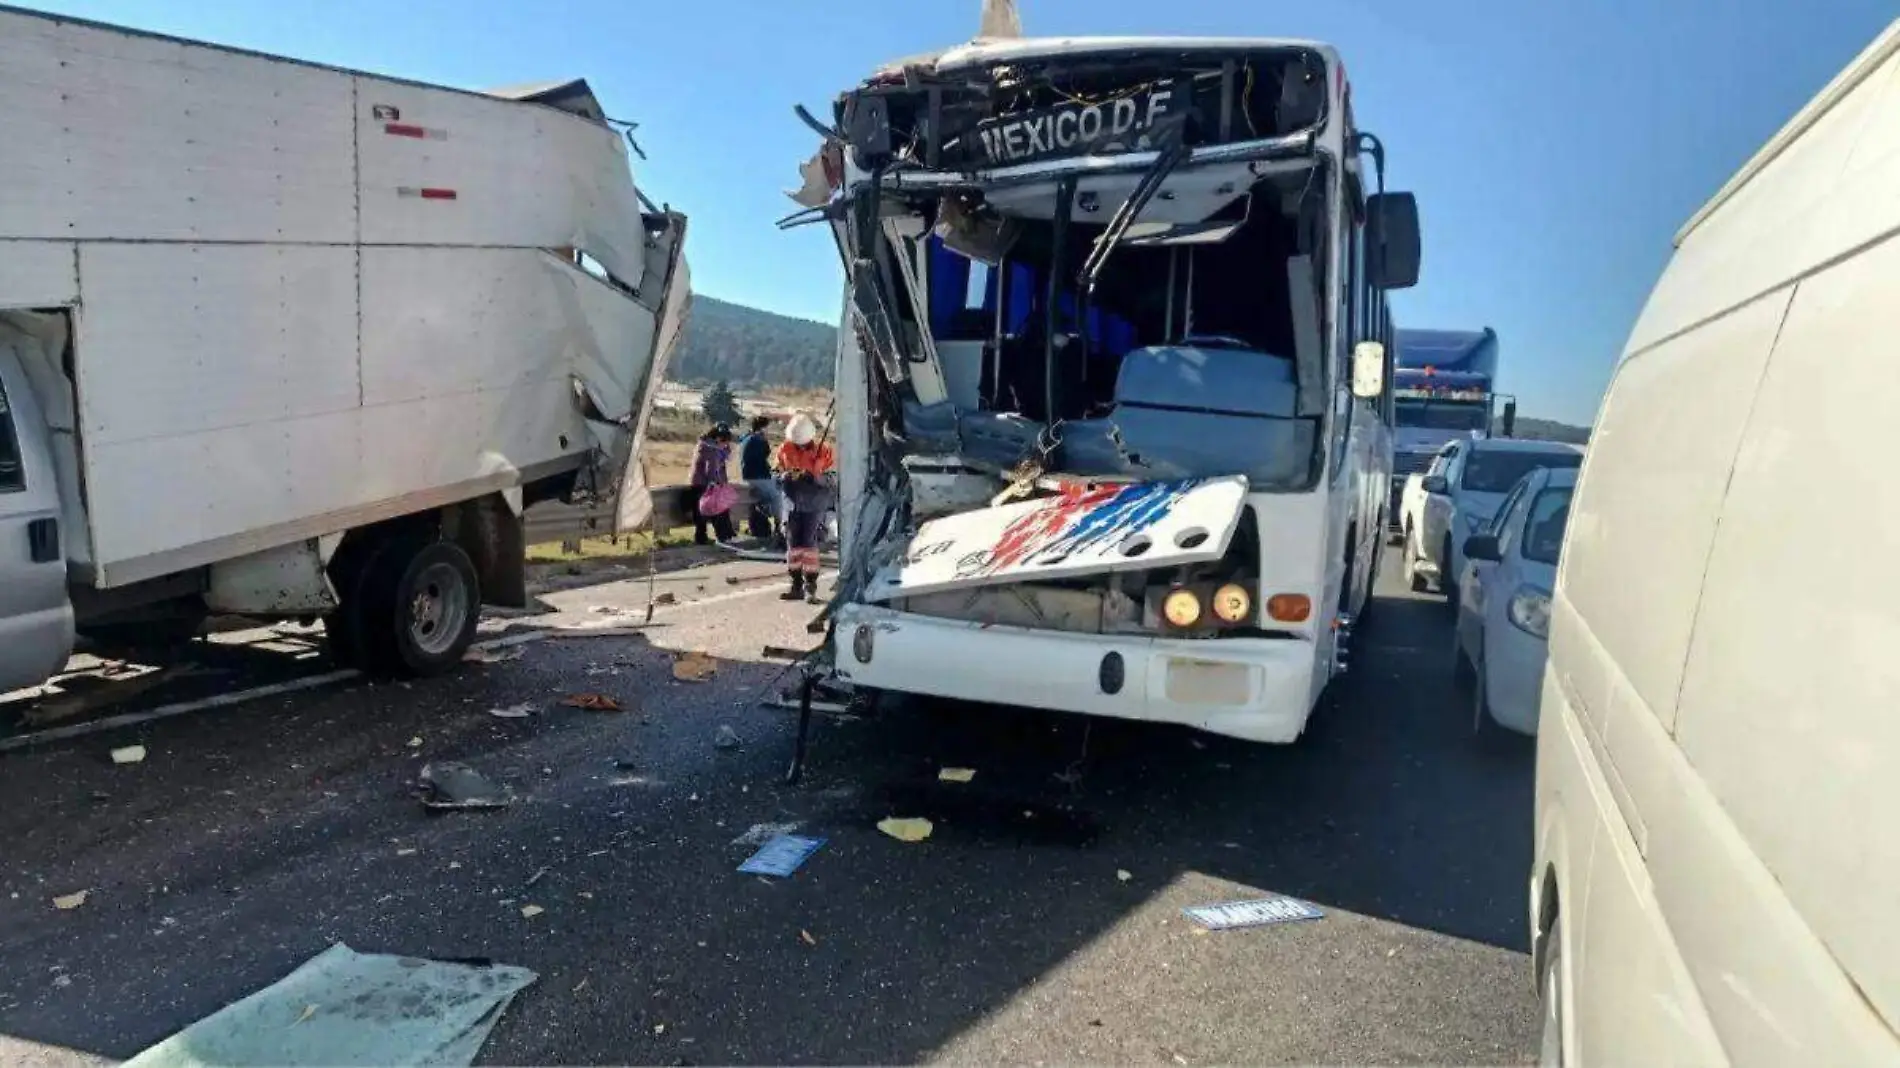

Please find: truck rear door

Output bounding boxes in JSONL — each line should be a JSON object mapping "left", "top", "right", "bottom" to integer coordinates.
{"left": 0, "top": 340, "right": 74, "bottom": 693}
{"left": 610, "top": 211, "right": 690, "bottom": 533}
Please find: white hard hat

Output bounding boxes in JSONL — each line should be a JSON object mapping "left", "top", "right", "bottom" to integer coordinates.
{"left": 787, "top": 412, "right": 817, "bottom": 446}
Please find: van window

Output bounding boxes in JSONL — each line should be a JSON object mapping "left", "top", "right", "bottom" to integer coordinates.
{"left": 0, "top": 377, "right": 24, "bottom": 493}
{"left": 1460, "top": 450, "right": 1580, "bottom": 493}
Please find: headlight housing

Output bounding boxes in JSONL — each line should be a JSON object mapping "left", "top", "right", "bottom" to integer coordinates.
{"left": 1211, "top": 583, "right": 1252, "bottom": 624}
{"left": 1507, "top": 585, "right": 1552, "bottom": 639}
{"left": 1162, "top": 587, "right": 1203, "bottom": 628}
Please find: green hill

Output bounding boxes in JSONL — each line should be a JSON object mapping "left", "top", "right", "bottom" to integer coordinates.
{"left": 672, "top": 295, "right": 838, "bottom": 389}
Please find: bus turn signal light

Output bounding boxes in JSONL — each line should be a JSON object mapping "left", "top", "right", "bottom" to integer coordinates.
{"left": 1265, "top": 594, "right": 1312, "bottom": 623}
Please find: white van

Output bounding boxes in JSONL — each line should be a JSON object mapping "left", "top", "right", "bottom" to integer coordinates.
{"left": 1530, "top": 19, "right": 1900, "bottom": 1065}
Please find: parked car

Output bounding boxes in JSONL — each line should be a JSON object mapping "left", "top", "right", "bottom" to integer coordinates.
{"left": 1451, "top": 467, "right": 1573, "bottom": 736}
{"left": 1531, "top": 18, "right": 1900, "bottom": 1065}
{"left": 1403, "top": 438, "right": 1582, "bottom": 605}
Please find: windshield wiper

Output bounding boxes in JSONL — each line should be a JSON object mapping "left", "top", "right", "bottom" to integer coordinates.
{"left": 1076, "top": 129, "right": 1188, "bottom": 296}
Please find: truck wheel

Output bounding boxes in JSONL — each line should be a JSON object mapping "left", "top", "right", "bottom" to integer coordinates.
{"left": 357, "top": 537, "right": 482, "bottom": 677}
{"left": 1441, "top": 535, "right": 1459, "bottom": 607}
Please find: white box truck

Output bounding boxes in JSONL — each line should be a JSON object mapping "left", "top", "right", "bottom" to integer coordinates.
{"left": 0, "top": 8, "right": 689, "bottom": 692}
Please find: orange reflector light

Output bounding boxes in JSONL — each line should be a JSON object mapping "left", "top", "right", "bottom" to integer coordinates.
{"left": 1265, "top": 594, "right": 1311, "bottom": 623}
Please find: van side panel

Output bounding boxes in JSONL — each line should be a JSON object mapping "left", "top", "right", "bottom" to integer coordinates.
{"left": 1625, "top": 48, "right": 1900, "bottom": 356}
{"left": 1555, "top": 287, "right": 1790, "bottom": 738}
{"left": 1665, "top": 234, "right": 1900, "bottom": 1051}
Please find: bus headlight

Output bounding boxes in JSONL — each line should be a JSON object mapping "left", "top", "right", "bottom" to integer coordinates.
{"left": 1211, "top": 583, "right": 1252, "bottom": 624}
{"left": 1162, "top": 587, "right": 1203, "bottom": 628}
{"left": 1507, "top": 586, "right": 1552, "bottom": 639}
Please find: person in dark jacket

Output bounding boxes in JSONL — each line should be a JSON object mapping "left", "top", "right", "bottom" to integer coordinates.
{"left": 738, "top": 415, "right": 783, "bottom": 543}
{"left": 688, "top": 423, "right": 736, "bottom": 545}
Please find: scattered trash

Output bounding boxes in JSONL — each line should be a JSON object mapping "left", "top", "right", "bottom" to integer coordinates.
{"left": 572, "top": 977, "right": 589, "bottom": 993}
{"left": 877, "top": 817, "right": 934, "bottom": 843}
{"left": 52, "top": 890, "right": 89, "bottom": 910}
{"left": 119, "top": 943, "right": 535, "bottom": 1067}
{"left": 731, "top": 821, "right": 803, "bottom": 847}
{"left": 653, "top": 1023, "right": 666, "bottom": 1036}
{"left": 712, "top": 725, "right": 740, "bottom": 750}
{"left": 725, "top": 575, "right": 741, "bottom": 585}
{"left": 447, "top": 862, "right": 462, "bottom": 870}
{"left": 524, "top": 867, "right": 550, "bottom": 888}
{"left": 762, "top": 695, "right": 852, "bottom": 717}
{"left": 671, "top": 651, "right": 716, "bottom": 682}
{"left": 463, "top": 645, "right": 525, "bottom": 665}
{"left": 519, "top": 905, "right": 544, "bottom": 919}
{"left": 653, "top": 592, "right": 678, "bottom": 606}
{"left": 1181, "top": 895, "right": 1324, "bottom": 932}
{"left": 611, "top": 755, "right": 639, "bottom": 770}
{"left": 406, "top": 736, "right": 423, "bottom": 748}
{"left": 588, "top": 605, "right": 638, "bottom": 617}
{"left": 761, "top": 645, "right": 814, "bottom": 662}
{"left": 562, "top": 693, "right": 621, "bottom": 712}
{"left": 488, "top": 703, "right": 536, "bottom": 719}
{"left": 1117, "top": 869, "right": 1133, "bottom": 882}
{"left": 799, "top": 929, "right": 819, "bottom": 947}
{"left": 736, "top": 834, "right": 826, "bottom": 878}
{"left": 396, "top": 848, "right": 418, "bottom": 857}
{"left": 937, "top": 767, "right": 976, "bottom": 784}
{"left": 52, "top": 974, "right": 73, "bottom": 989}
{"left": 110, "top": 745, "right": 147, "bottom": 765}
{"left": 417, "top": 763, "right": 513, "bottom": 811}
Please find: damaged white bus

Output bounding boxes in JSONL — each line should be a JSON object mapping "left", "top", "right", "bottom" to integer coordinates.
{"left": 787, "top": 31, "right": 1419, "bottom": 743}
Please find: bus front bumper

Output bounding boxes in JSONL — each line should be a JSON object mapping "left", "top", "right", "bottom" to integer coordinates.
{"left": 831, "top": 604, "right": 1327, "bottom": 744}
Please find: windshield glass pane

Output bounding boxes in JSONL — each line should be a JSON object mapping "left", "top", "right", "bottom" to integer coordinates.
{"left": 1522, "top": 486, "right": 1574, "bottom": 564}
{"left": 1459, "top": 450, "right": 1581, "bottom": 493}
{"left": 1395, "top": 401, "right": 1487, "bottom": 431}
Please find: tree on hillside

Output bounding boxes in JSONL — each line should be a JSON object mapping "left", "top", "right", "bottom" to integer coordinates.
{"left": 701, "top": 379, "right": 742, "bottom": 426}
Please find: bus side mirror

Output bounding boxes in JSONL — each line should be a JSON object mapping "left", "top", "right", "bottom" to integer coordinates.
{"left": 1350, "top": 341, "right": 1386, "bottom": 399}
{"left": 1366, "top": 192, "right": 1420, "bottom": 290}
{"left": 1464, "top": 533, "right": 1502, "bottom": 563}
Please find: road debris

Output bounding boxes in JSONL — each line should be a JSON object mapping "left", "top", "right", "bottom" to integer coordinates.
{"left": 1181, "top": 895, "right": 1324, "bottom": 932}
{"left": 524, "top": 866, "right": 550, "bottom": 888}
{"left": 877, "top": 817, "right": 934, "bottom": 843}
{"left": 110, "top": 745, "right": 147, "bottom": 765}
{"left": 463, "top": 645, "right": 525, "bottom": 665}
{"left": 761, "top": 645, "right": 815, "bottom": 661}
{"left": 396, "top": 848, "right": 418, "bottom": 857}
{"left": 562, "top": 693, "right": 622, "bottom": 712}
{"left": 417, "top": 762, "right": 513, "bottom": 811}
{"left": 671, "top": 651, "right": 716, "bottom": 682}
{"left": 1117, "top": 869, "right": 1133, "bottom": 882}
{"left": 406, "top": 736, "right": 423, "bottom": 748}
{"left": 119, "top": 943, "right": 534, "bottom": 1067}
{"left": 799, "top": 929, "right": 819, "bottom": 947}
{"left": 736, "top": 834, "right": 826, "bottom": 877}
{"left": 937, "top": 767, "right": 976, "bottom": 783}
{"left": 488, "top": 703, "right": 536, "bottom": 719}
{"left": 52, "top": 890, "right": 89, "bottom": 910}
{"left": 731, "top": 821, "right": 803, "bottom": 847}
{"left": 713, "top": 725, "right": 740, "bottom": 750}
{"left": 653, "top": 592, "right": 678, "bottom": 606}
{"left": 519, "top": 904, "right": 544, "bottom": 919}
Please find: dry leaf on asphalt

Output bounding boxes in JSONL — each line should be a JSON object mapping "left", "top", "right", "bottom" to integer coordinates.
{"left": 562, "top": 693, "right": 622, "bottom": 712}
{"left": 671, "top": 651, "right": 716, "bottom": 682}
{"left": 876, "top": 817, "right": 934, "bottom": 843}
{"left": 52, "top": 890, "right": 89, "bottom": 910}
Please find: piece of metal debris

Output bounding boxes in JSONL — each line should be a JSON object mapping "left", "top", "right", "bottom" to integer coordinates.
{"left": 731, "top": 822, "right": 803, "bottom": 847}
{"left": 1181, "top": 895, "right": 1324, "bottom": 932}
{"left": 1117, "top": 869, "right": 1133, "bottom": 882}
{"left": 52, "top": 890, "right": 89, "bottom": 910}
{"left": 417, "top": 763, "right": 514, "bottom": 811}
{"left": 876, "top": 817, "right": 934, "bottom": 843}
{"left": 519, "top": 904, "right": 544, "bottom": 919}
{"left": 488, "top": 703, "right": 536, "bottom": 719}
{"left": 671, "top": 651, "right": 716, "bottom": 682}
{"left": 737, "top": 834, "right": 826, "bottom": 878}
{"left": 110, "top": 745, "right": 147, "bottom": 765}
{"left": 562, "top": 693, "right": 621, "bottom": 712}
{"left": 937, "top": 767, "right": 976, "bottom": 783}
{"left": 713, "top": 725, "right": 740, "bottom": 750}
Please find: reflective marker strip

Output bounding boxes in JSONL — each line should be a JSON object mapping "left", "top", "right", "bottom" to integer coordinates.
{"left": 384, "top": 123, "right": 447, "bottom": 140}
{"left": 396, "top": 187, "right": 458, "bottom": 200}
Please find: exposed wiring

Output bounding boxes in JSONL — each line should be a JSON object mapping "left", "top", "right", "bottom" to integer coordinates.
{"left": 601, "top": 114, "right": 647, "bottom": 161}
{"left": 1241, "top": 62, "right": 1258, "bottom": 137}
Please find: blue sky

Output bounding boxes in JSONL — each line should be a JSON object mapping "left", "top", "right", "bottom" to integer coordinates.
{"left": 26, "top": 0, "right": 1894, "bottom": 425}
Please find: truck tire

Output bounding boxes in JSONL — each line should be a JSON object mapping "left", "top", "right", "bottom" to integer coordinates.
{"left": 356, "top": 536, "right": 482, "bottom": 677}
{"left": 1441, "top": 535, "right": 1459, "bottom": 607}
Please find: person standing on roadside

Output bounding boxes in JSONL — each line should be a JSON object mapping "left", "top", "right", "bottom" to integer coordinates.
{"left": 775, "top": 411, "right": 834, "bottom": 603}
{"left": 738, "top": 415, "right": 784, "bottom": 545}
{"left": 688, "top": 423, "right": 737, "bottom": 545}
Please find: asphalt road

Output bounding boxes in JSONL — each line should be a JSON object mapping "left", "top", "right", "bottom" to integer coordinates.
{"left": 0, "top": 546, "right": 1539, "bottom": 1065}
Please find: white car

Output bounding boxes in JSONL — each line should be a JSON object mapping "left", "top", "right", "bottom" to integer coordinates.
{"left": 1405, "top": 438, "right": 1582, "bottom": 606}
{"left": 1450, "top": 466, "right": 1574, "bottom": 736}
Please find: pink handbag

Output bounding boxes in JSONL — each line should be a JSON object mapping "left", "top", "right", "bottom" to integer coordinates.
{"left": 698, "top": 483, "right": 738, "bottom": 516}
